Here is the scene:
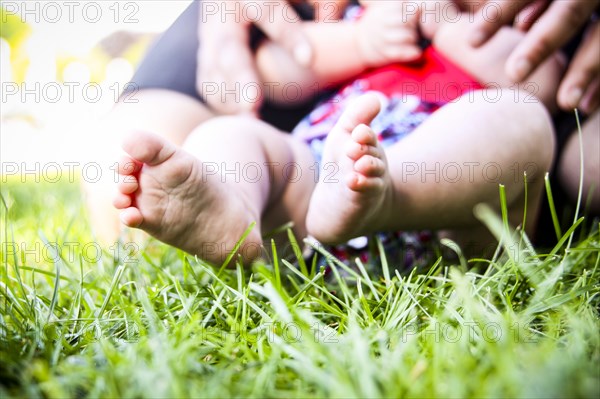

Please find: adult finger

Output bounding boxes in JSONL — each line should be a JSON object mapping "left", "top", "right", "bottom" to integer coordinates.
{"left": 248, "top": 0, "right": 313, "bottom": 67}
{"left": 469, "top": 0, "right": 534, "bottom": 47}
{"left": 505, "top": 0, "right": 599, "bottom": 82}
{"left": 557, "top": 21, "right": 600, "bottom": 113}
{"left": 513, "top": 0, "right": 549, "bottom": 32}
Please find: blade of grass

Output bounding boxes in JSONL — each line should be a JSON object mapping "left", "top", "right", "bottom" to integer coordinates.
{"left": 565, "top": 109, "right": 584, "bottom": 252}
{"left": 40, "top": 234, "right": 61, "bottom": 325}
{"left": 96, "top": 264, "right": 126, "bottom": 319}
{"left": 281, "top": 259, "right": 348, "bottom": 311}
{"left": 304, "top": 238, "right": 361, "bottom": 281}
{"left": 440, "top": 238, "right": 467, "bottom": 271}
{"left": 499, "top": 184, "right": 510, "bottom": 240}
{"left": 196, "top": 260, "right": 272, "bottom": 321}
{"left": 394, "top": 269, "right": 431, "bottom": 319}
{"left": 520, "top": 172, "right": 529, "bottom": 250}
{"left": 217, "top": 222, "right": 257, "bottom": 277}
{"left": 202, "top": 289, "right": 226, "bottom": 325}
{"left": 250, "top": 282, "right": 292, "bottom": 323}
{"left": 356, "top": 279, "right": 374, "bottom": 323}
{"left": 544, "top": 173, "right": 562, "bottom": 241}
{"left": 354, "top": 257, "right": 380, "bottom": 301}
{"left": 271, "top": 239, "right": 281, "bottom": 292}
{"left": 2, "top": 200, "right": 31, "bottom": 316}
{"left": 376, "top": 237, "right": 392, "bottom": 290}
{"left": 287, "top": 229, "right": 308, "bottom": 277}
{"left": 546, "top": 217, "right": 585, "bottom": 259}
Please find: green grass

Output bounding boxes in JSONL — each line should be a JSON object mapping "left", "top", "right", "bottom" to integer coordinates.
{"left": 1, "top": 179, "right": 599, "bottom": 398}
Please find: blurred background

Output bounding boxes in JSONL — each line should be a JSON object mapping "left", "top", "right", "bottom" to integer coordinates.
{"left": 1, "top": 1, "right": 192, "bottom": 166}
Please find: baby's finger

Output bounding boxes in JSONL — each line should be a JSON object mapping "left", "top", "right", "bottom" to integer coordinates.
{"left": 228, "top": 69, "right": 263, "bottom": 115}
{"left": 223, "top": 58, "right": 263, "bottom": 114}
{"left": 200, "top": 37, "right": 263, "bottom": 115}
{"left": 382, "top": 26, "right": 420, "bottom": 46}
{"left": 248, "top": 0, "right": 313, "bottom": 67}
{"left": 196, "top": 2, "right": 252, "bottom": 103}
{"left": 382, "top": 44, "right": 422, "bottom": 63}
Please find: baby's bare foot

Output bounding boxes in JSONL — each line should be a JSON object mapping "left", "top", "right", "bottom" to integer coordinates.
{"left": 113, "top": 131, "right": 262, "bottom": 265}
{"left": 306, "top": 93, "right": 394, "bottom": 244}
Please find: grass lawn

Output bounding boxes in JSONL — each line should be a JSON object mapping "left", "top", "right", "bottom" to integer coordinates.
{"left": 1, "top": 179, "right": 599, "bottom": 398}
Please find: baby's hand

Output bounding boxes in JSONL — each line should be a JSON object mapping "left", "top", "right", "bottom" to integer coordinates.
{"left": 355, "top": 0, "right": 422, "bottom": 68}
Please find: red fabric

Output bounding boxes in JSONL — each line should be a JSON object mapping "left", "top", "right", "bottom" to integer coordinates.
{"left": 356, "top": 46, "right": 483, "bottom": 103}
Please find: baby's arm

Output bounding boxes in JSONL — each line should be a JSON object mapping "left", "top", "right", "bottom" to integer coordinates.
{"left": 255, "top": 21, "right": 365, "bottom": 105}
{"left": 256, "top": 1, "right": 422, "bottom": 105}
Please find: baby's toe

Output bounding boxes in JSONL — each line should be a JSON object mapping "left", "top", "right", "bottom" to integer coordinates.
{"left": 351, "top": 124, "right": 378, "bottom": 146}
{"left": 118, "top": 175, "right": 139, "bottom": 195}
{"left": 337, "top": 93, "right": 382, "bottom": 132}
{"left": 113, "top": 193, "right": 132, "bottom": 209}
{"left": 346, "top": 172, "right": 384, "bottom": 192}
{"left": 118, "top": 156, "right": 142, "bottom": 175}
{"left": 122, "top": 130, "right": 175, "bottom": 166}
{"left": 354, "top": 155, "right": 385, "bottom": 177}
{"left": 346, "top": 139, "right": 380, "bottom": 161}
{"left": 119, "top": 207, "right": 143, "bottom": 228}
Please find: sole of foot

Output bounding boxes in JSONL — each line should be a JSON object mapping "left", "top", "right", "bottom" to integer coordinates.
{"left": 113, "top": 130, "right": 263, "bottom": 265}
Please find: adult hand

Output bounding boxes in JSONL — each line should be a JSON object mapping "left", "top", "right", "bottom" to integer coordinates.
{"left": 556, "top": 20, "right": 599, "bottom": 113}
{"left": 468, "top": 0, "right": 600, "bottom": 113}
{"left": 197, "top": 1, "right": 313, "bottom": 115}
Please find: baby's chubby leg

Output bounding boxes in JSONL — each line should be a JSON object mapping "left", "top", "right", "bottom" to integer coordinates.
{"left": 114, "top": 116, "right": 316, "bottom": 265}
{"left": 308, "top": 90, "right": 555, "bottom": 252}
{"left": 383, "top": 89, "right": 555, "bottom": 251}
